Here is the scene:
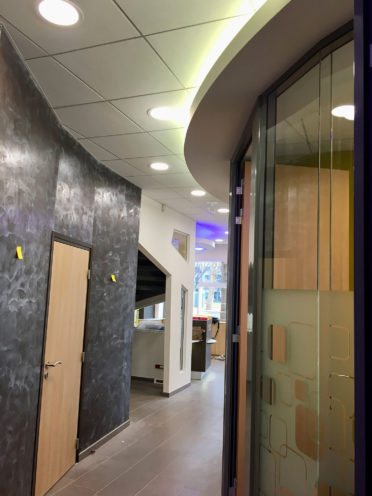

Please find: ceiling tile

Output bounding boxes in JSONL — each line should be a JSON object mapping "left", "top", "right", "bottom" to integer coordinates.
{"left": 161, "top": 198, "right": 196, "bottom": 211}
{"left": 147, "top": 18, "right": 248, "bottom": 87}
{"left": 64, "top": 126, "right": 84, "bottom": 139}
{"left": 116, "top": 0, "right": 255, "bottom": 34}
{"left": 0, "top": 0, "right": 139, "bottom": 54}
{"left": 26, "top": 57, "right": 102, "bottom": 108}
{"left": 126, "top": 176, "right": 162, "bottom": 189}
{"left": 150, "top": 128, "right": 185, "bottom": 154}
{"left": 111, "top": 89, "right": 195, "bottom": 131}
{"left": 126, "top": 154, "right": 188, "bottom": 174}
{"left": 0, "top": 17, "right": 46, "bottom": 58}
{"left": 55, "top": 102, "right": 140, "bottom": 138}
{"left": 174, "top": 187, "right": 217, "bottom": 202}
{"left": 154, "top": 172, "right": 198, "bottom": 188}
{"left": 78, "top": 139, "right": 117, "bottom": 161}
{"left": 101, "top": 160, "right": 144, "bottom": 177}
{"left": 144, "top": 189, "right": 183, "bottom": 200}
{"left": 56, "top": 38, "right": 182, "bottom": 100}
{"left": 92, "top": 133, "right": 172, "bottom": 158}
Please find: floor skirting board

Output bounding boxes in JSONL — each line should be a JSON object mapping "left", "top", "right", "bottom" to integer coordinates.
{"left": 78, "top": 420, "right": 130, "bottom": 461}
{"left": 162, "top": 381, "right": 191, "bottom": 397}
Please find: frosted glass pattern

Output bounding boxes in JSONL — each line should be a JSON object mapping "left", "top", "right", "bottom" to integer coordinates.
{"left": 256, "top": 40, "right": 354, "bottom": 495}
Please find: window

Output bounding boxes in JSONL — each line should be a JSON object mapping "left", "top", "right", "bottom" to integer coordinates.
{"left": 172, "top": 230, "right": 188, "bottom": 260}
{"left": 193, "top": 261, "right": 227, "bottom": 320}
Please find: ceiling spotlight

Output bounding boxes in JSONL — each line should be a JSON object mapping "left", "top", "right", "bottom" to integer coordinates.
{"left": 225, "top": 231, "right": 229, "bottom": 235}
{"left": 191, "top": 190, "right": 206, "bottom": 197}
{"left": 148, "top": 107, "right": 176, "bottom": 121}
{"left": 217, "top": 208, "right": 229, "bottom": 214}
{"left": 215, "top": 238, "right": 223, "bottom": 243}
{"left": 38, "top": 0, "right": 80, "bottom": 26}
{"left": 332, "top": 105, "right": 355, "bottom": 121}
{"left": 148, "top": 106, "right": 189, "bottom": 125}
{"left": 150, "top": 162, "right": 169, "bottom": 171}
{"left": 195, "top": 247, "right": 205, "bottom": 251}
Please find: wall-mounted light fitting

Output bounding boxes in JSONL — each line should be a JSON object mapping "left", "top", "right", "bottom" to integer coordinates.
{"left": 38, "top": 0, "right": 81, "bottom": 26}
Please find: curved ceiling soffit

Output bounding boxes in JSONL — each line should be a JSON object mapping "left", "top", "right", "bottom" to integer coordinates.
{"left": 184, "top": 0, "right": 353, "bottom": 201}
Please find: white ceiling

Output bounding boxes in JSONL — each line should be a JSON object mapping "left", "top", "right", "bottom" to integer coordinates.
{"left": 0, "top": 0, "right": 265, "bottom": 231}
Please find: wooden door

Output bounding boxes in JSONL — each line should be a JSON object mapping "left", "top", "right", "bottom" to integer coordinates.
{"left": 236, "top": 162, "right": 251, "bottom": 495}
{"left": 35, "top": 240, "right": 90, "bottom": 496}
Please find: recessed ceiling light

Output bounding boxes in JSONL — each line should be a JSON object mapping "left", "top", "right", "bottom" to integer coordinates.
{"left": 191, "top": 190, "right": 206, "bottom": 197}
{"left": 148, "top": 107, "right": 176, "bottom": 121}
{"left": 225, "top": 231, "right": 229, "bottom": 235}
{"left": 195, "top": 247, "right": 205, "bottom": 251}
{"left": 217, "top": 208, "right": 229, "bottom": 214}
{"left": 150, "top": 162, "right": 169, "bottom": 171}
{"left": 148, "top": 106, "right": 189, "bottom": 126}
{"left": 38, "top": 0, "right": 80, "bottom": 26}
{"left": 215, "top": 238, "right": 223, "bottom": 243}
{"left": 332, "top": 105, "right": 354, "bottom": 121}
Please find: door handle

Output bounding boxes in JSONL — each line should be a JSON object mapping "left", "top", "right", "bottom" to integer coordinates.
{"left": 45, "top": 361, "right": 62, "bottom": 368}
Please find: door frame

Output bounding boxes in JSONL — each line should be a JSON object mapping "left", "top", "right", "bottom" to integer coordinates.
{"left": 32, "top": 232, "right": 92, "bottom": 495}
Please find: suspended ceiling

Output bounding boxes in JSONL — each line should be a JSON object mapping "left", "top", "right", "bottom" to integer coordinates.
{"left": 0, "top": 0, "right": 269, "bottom": 238}
{"left": 184, "top": 0, "right": 353, "bottom": 200}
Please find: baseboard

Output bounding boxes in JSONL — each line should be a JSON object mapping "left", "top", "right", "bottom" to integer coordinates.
{"left": 78, "top": 419, "right": 130, "bottom": 461}
{"left": 162, "top": 381, "right": 191, "bottom": 397}
{"left": 131, "top": 376, "right": 154, "bottom": 383}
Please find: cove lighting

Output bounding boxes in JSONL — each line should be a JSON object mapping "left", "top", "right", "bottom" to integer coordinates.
{"left": 150, "top": 162, "right": 169, "bottom": 171}
{"left": 217, "top": 208, "right": 229, "bottom": 214}
{"left": 38, "top": 0, "right": 80, "bottom": 26}
{"left": 191, "top": 190, "right": 206, "bottom": 197}
{"left": 332, "top": 105, "right": 354, "bottom": 121}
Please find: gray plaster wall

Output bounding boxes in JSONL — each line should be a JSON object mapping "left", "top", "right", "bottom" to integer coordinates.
{"left": 0, "top": 28, "right": 140, "bottom": 496}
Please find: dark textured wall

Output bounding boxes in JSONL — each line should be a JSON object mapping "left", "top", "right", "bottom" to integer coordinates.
{"left": 0, "top": 28, "right": 140, "bottom": 496}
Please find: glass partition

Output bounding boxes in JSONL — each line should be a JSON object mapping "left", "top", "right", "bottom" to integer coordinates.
{"left": 256, "top": 39, "right": 354, "bottom": 495}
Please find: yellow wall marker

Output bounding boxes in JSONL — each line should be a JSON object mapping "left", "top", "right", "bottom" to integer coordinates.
{"left": 16, "top": 246, "right": 23, "bottom": 259}
{"left": 111, "top": 274, "right": 117, "bottom": 282}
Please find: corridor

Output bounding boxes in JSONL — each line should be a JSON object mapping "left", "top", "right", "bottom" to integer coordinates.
{"left": 46, "top": 360, "right": 225, "bottom": 496}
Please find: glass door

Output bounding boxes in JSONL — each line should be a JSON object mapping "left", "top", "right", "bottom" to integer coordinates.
{"left": 254, "top": 39, "right": 355, "bottom": 496}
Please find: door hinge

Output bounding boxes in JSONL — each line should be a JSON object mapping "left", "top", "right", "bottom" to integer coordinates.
{"left": 232, "top": 333, "right": 240, "bottom": 343}
{"left": 236, "top": 186, "right": 243, "bottom": 195}
{"left": 76, "top": 438, "right": 80, "bottom": 450}
{"left": 87, "top": 269, "right": 91, "bottom": 280}
{"left": 81, "top": 351, "right": 86, "bottom": 363}
{"left": 235, "top": 216, "right": 242, "bottom": 225}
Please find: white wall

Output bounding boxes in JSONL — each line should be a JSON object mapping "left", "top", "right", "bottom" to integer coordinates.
{"left": 138, "top": 195, "right": 195, "bottom": 394}
{"left": 195, "top": 244, "right": 227, "bottom": 262}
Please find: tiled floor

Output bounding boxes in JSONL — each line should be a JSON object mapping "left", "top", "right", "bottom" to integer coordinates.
{"left": 46, "top": 359, "right": 225, "bottom": 496}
